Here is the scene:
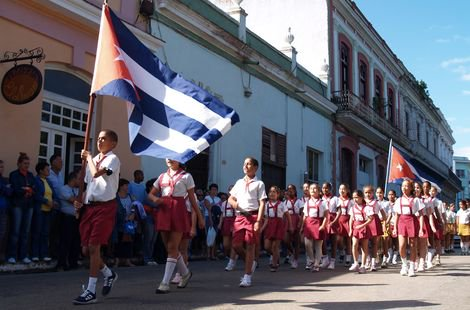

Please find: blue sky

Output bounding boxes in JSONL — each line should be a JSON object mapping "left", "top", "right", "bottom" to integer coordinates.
{"left": 354, "top": 0, "right": 470, "bottom": 158}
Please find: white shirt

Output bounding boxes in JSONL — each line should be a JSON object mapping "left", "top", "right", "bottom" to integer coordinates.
{"left": 221, "top": 200, "right": 235, "bottom": 217}
{"left": 230, "top": 176, "right": 267, "bottom": 212}
{"left": 285, "top": 198, "right": 303, "bottom": 215}
{"left": 335, "top": 197, "right": 353, "bottom": 216}
{"left": 84, "top": 151, "right": 120, "bottom": 204}
{"left": 322, "top": 195, "right": 338, "bottom": 213}
{"left": 184, "top": 193, "right": 197, "bottom": 212}
{"left": 457, "top": 209, "right": 470, "bottom": 224}
{"left": 204, "top": 195, "right": 221, "bottom": 217}
{"left": 393, "top": 196, "right": 423, "bottom": 215}
{"left": 265, "top": 200, "right": 288, "bottom": 218}
{"left": 446, "top": 210, "right": 456, "bottom": 224}
{"left": 304, "top": 197, "right": 327, "bottom": 218}
{"left": 153, "top": 169, "right": 195, "bottom": 197}
{"left": 377, "top": 199, "right": 391, "bottom": 220}
{"left": 365, "top": 199, "right": 381, "bottom": 214}
{"left": 349, "top": 203, "right": 374, "bottom": 222}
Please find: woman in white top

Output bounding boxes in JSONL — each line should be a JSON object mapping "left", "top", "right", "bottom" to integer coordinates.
{"left": 456, "top": 199, "right": 469, "bottom": 254}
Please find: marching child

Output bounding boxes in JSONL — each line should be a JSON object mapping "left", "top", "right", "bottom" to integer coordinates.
{"left": 148, "top": 159, "right": 204, "bottom": 294}
{"left": 261, "top": 186, "right": 292, "bottom": 272}
{"left": 228, "top": 157, "right": 266, "bottom": 287}
{"left": 348, "top": 190, "right": 373, "bottom": 274}
{"left": 456, "top": 200, "right": 470, "bottom": 255}
{"left": 321, "top": 182, "right": 339, "bottom": 269}
{"left": 301, "top": 183, "right": 328, "bottom": 272}
{"left": 219, "top": 186, "right": 238, "bottom": 271}
{"left": 387, "top": 190, "right": 400, "bottom": 265}
{"left": 417, "top": 181, "right": 434, "bottom": 271}
{"left": 376, "top": 187, "right": 392, "bottom": 268}
{"left": 392, "top": 179, "right": 424, "bottom": 277}
{"left": 283, "top": 184, "right": 303, "bottom": 269}
{"left": 429, "top": 185, "right": 445, "bottom": 265}
{"left": 363, "top": 185, "right": 385, "bottom": 271}
{"left": 336, "top": 184, "right": 353, "bottom": 266}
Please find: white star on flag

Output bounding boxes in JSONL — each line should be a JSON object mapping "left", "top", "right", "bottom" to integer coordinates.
{"left": 396, "top": 163, "right": 403, "bottom": 172}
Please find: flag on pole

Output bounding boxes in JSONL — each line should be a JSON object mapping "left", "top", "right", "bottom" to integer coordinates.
{"left": 91, "top": 5, "right": 239, "bottom": 163}
{"left": 387, "top": 145, "right": 441, "bottom": 191}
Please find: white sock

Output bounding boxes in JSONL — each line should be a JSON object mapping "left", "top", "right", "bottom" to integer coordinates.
{"left": 346, "top": 255, "right": 352, "bottom": 262}
{"left": 304, "top": 238, "right": 314, "bottom": 264}
{"left": 371, "top": 258, "right": 376, "bottom": 266}
{"left": 162, "top": 258, "right": 177, "bottom": 285}
{"left": 314, "top": 242, "right": 322, "bottom": 266}
{"left": 86, "top": 277, "right": 98, "bottom": 294}
{"left": 176, "top": 255, "right": 189, "bottom": 276}
{"left": 401, "top": 257, "right": 408, "bottom": 266}
{"left": 100, "top": 265, "right": 113, "bottom": 278}
{"left": 228, "top": 258, "right": 235, "bottom": 266}
{"left": 243, "top": 273, "right": 252, "bottom": 281}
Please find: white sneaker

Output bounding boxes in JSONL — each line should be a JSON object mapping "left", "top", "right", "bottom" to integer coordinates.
{"left": 327, "top": 260, "right": 335, "bottom": 270}
{"left": 305, "top": 262, "right": 313, "bottom": 271}
{"left": 290, "top": 259, "right": 298, "bottom": 269}
{"left": 369, "top": 262, "right": 377, "bottom": 272}
{"left": 320, "top": 257, "right": 329, "bottom": 268}
{"left": 358, "top": 266, "right": 366, "bottom": 274}
{"left": 435, "top": 258, "right": 441, "bottom": 266}
{"left": 417, "top": 261, "right": 425, "bottom": 272}
{"left": 43, "top": 257, "right": 52, "bottom": 262}
{"left": 408, "top": 266, "right": 416, "bottom": 277}
{"left": 239, "top": 275, "right": 251, "bottom": 288}
{"left": 392, "top": 254, "right": 398, "bottom": 265}
{"left": 348, "top": 263, "right": 359, "bottom": 272}
{"left": 225, "top": 262, "right": 235, "bottom": 271}
{"left": 22, "top": 257, "right": 32, "bottom": 264}
{"left": 31, "top": 257, "right": 39, "bottom": 262}
{"left": 425, "top": 260, "right": 433, "bottom": 270}
{"left": 7, "top": 257, "right": 16, "bottom": 264}
{"left": 400, "top": 266, "right": 408, "bottom": 276}
{"left": 171, "top": 273, "right": 182, "bottom": 284}
{"left": 381, "top": 260, "right": 388, "bottom": 268}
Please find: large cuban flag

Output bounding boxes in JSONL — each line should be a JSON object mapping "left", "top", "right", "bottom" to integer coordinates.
{"left": 91, "top": 5, "right": 239, "bottom": 163}
{"left": 387, "top": 145, "right": 441, "bottom": 191}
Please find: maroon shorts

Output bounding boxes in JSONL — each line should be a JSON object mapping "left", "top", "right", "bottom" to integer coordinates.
{"left": 221, "top": 217, "right": 235, "bottom": 237}
{"left": 304, "top": 217, "right": 325, "bottom": 240}
{"left": 352, "top": 220, "right": 371, "bottom": 240}
{"left": 79, "top": 200, "right": 117, "bottom": 247}
{"left": 327, "top": 212, "right": 340, "bottom": 234}
{"left": 337, "top": 215, "right": 350, "bottom": 237}
{"left": 434, "top": 221, "right": 444, "bottom": 240}
{"left": 232, "top": 214, "right": 259, "bottom": 245}
{"left": 397, "top": 214, "right": 419, "bottom": 238}
{"left": 264, "top": 217, "right": 285, "bottom": 240}
{"left": 156, "top": 196, "right": 190, "bottom": 233}
{"left": 420, "top": 215, "right": 432, "bottom": 238}
{"left": 369, "top": 214, "right": 384, "bottom": 237}
{"left": 182, "top": 211, "right": 193, "bottom": 240}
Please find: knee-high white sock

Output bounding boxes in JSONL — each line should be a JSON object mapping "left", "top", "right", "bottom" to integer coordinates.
{"left": 314, "top": 241, "right": 322, "bottom": 266}
{"left": 304, "top": 238, "right": 314, "bottom": 264}
{"left": 100, "top": 265, "right": 113, "bottom": 278}
{"left": 162, "top": 258, "right": 177, "bottom": 285}
{"left": 176, "top": 255, "right": 189, "bottom": 276}
{"left": 86, "top": 277, "right": 98, "bottom": 294}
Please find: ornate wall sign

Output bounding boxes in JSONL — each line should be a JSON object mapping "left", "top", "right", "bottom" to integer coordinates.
{"left": 1, "top": 64, "right": 43, "bottom": 105}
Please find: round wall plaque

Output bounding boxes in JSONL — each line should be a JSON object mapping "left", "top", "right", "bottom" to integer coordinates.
{"left": 1, "top": 64, "right": 43, "bottom": 105}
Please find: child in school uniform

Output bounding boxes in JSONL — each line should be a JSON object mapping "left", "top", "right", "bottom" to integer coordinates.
{"left": 392, "top": 179, "right": 424, "bottom": 277}
{"left": 261, "top": 186, "right": 292, "bottom": 272}
{"left": 387, "top": 190, "right": 400, "bottom": 265}
{"left": 320, "top": 182, "right": 339, "bottom": 269}
{"left": 336, "top": 183, "right": 353, "bottom": 267}
{"left": 219, "top": 186, "right": 238, "bottom": 271}
{"left": 228, "top": 157, "right": 266, "bottom": 288}
{"left": 416, "top": 181, "right": 434, "bottom": 271}
{"left": 429, "top": 186, "right": 446, "bottom": 266}
{"left": 301, "top": 183, "right": 328, "bottom": 272}
{"left": 456, "top": 200, "right": 470, "bottom": 255}
{"left": 148, "top": 159, "right": 204, "bottom": 294}
{"left": 348, "top": 190, "right": 373, "bottom": 274}
{"left": 376, "top": 187, "right": 392, "bottom": 268}
{"left": 363, "top": 185, "right": 386, "bottom": 271}
{"left": 283, "top": 184, "right": 303, "bottom": 269}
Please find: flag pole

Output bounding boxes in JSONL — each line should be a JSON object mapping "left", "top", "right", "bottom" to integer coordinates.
{"left": 384, "top": 138, "right": 393, "bottom": 197}
{"left": 75, "top": 93, "right": 96, "bottom": 219}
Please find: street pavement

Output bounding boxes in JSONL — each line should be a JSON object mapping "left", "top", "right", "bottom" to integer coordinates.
{"left": 0, "top": 254, "right": 468, "bottom": 310}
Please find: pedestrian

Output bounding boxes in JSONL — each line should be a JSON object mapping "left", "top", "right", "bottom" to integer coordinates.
{"left": 301, "top": 182, "right": 328, "bottom": 272}
{"left": 429, "top": 185, "right": 446, "bottom": 265}
{"left": 417, "top": 181, "right": 434, "bottom": 271}
{"left": 261, "top": 186, "right": 292, "bottom": 272}
{"left": 204, "top": 183, "right": 221, "bottom": 260}
{"left": 47, "top": 154, "right": 64, "bottom": 261}
{"left": 283, "top": 184, "right": 303, "bottom": 269}
{"left": 363, "top": 185, "right": 385, "bottom": 271}
{"left": 376, "top": 187, "right": 392, "bottom": 268}
{"left": 335, "top": 183, "right": 353, "bottom": 267}
{"left": 392, "top": 179, "right": 423, "bottom": 277}
{"left": 0, "top": 160, "right": 13, "bottom": 263}
{"left": 57, "top": 171, "right": 81, "bottom": 270}
{"left": 228, "top": 157, "right": 267, "bottom": 287}
{"left": 348, "top": 189, "right": 373, "bottom": 274}
{"left": 219, "top": 186, "right": 238, "bottom": 271}
{"left": 115, "top": 178, "right": 137, "bottom": 268}
{"left": 142, "top": 178, "right": 158, "bottom": 266}
{"left": 456, "top": 200, "right": 469, "bottom": 255}
{"left": 320, "top": 182, "right": 339, "bottom": 269}
{"left": 387, "top": 190, "right": 400, "bottom": 265}
{"left": 444, "top": 203, "right": 456, "bottom": 253}
{"left": 7, "top": 152, "right": 36, "bottom": 264}
{"left": 148, "top": 159, "right": 204, "bottom": 294}
{"left": 129, "top": 170, "right": 146, "bottom": 204}
{"left": 72, "top": 130, "right": 120, "bottom": 305}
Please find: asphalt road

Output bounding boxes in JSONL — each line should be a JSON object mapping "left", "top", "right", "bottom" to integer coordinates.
{"left": 0, "top": 254, "right": 468, "bottom": 310}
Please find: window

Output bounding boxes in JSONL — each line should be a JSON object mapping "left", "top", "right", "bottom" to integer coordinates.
{"left": 456, "top": 169, "right": 465, "bottom": 178}
{"left": 262, "top": 127, "right": 287, "bottom": 190}
{"left": 417, "top": 122, "right": 421, "bottom": 142}
{"left": 374, "top": 75, "right": 383, "bottom": 117}
{"left": 426, "top": 131, "right": 429, "bottom": 149}
{"left": 307, "top": 148, "right": 321, "bottom": 182}
{"left": 340, "top": 42, "right": 350, "bottom": 92}
{"left": 387, "top": 87, "right": 394, "bottom": 125}
{"left": 359, "top": 61, "right": 367, "bottom": 103}
{"left": 359, "top": 157, "right": 367, "bottom": 172}
{"left": 405, "top": 112, "right": 410, "bottom": 137}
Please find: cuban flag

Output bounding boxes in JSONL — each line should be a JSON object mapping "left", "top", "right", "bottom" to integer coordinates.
{"left": 387, "top": 145, "right": 441, "bottom": 191}
{"left": 91, "top": 5, "right": 239, "bottom": 163}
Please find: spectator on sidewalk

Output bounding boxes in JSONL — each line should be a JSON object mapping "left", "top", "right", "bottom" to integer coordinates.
{"left": 115, "top": 178, "right": 137, "bottom": 267}
{"left": 129, "top": 170, "right": 146, "bottom": 204}
{"left": 7, "top": 153, "right": 36, "bottom": 264}
{"left": 143, "top": 178, "right": 158, "bottom": 265}
{"left": 46, "top": 154, "right": 64, "bottom": 261}
{"left": 0, "top": 160, "right": 13, "bottom": 263}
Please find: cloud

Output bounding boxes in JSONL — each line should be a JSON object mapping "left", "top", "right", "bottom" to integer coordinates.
{"left": 441, "top": 57, "right": 470, "bottom": 68}
{"left": 463, "top": 90, "right": 470, "bottom": 95}
{"left": 435, "top": 38, "right": 451, "bottom": 44}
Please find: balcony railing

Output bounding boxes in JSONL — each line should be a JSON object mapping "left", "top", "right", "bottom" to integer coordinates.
{"left": 331, "top": 90, "right": 409, "bottom": 146}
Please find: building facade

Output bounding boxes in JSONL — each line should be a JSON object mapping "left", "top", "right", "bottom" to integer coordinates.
{"left": 454, "top": 156, "right": 470, "bottom": 202}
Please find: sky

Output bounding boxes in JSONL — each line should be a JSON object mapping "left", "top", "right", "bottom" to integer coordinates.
{"left": 354, "top": 0, "right": 470, "bottom": 159}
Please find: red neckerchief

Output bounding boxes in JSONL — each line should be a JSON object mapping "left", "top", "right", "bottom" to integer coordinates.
{"left": 400, "top": 194, "right": 414, "bottom": 215}
{"left": 353, "top": 202, "right": 366, "bottom": 221}
{"left": 165, "top": 168, "right": 185, "bottom": 196}
{"left": 340, "top": 196, "right": 350, "bottom": 213}
{"left": 244, "top": 176, "right": 255, "bottom": 192}
{"left": 307, "top": 197, "right": 322, "bottom": 218}
{"left": 95, "top": 155, "right": 107, "bottom": 169}
{"left": 287, "top": 198, "right": 297, "bottom": 215}
{"left": 267, "top": 200, "right": 281, "bottom": 218}
{"left": 366, "top": 199, "right": 378, "bottom": 214}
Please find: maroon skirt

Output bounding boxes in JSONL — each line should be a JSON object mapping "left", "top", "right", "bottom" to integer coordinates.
{"left": 304, "top": 217, "right": 325, "bottom": 240}
{"left": 221, "top": 217, "right": 235, "bottom": 237}
{"left": 337, "top": 214, "right": 350, "bottom": 237}
{"left": 352, "top": 220, "right": 371, "bottom": 240}
{"left": 420, "top": 215, "right": 432, "bottom": 238}
{"left": 327, "top": 212, "right": 340, "bottom": 234}
{"left": 397, "top": 214, "right": 419, "bottom": 238}
{"left": 290, "top": 214, "right": 301, "bottom": 232}
{"left": 156, "top": 196, "right": 190, "bottom": 233}
{"left": 369, "top": 214, "right": 384, "bottom": 237}
{"left": 264, "top": 217, "right": 285, "bottom": 240}
{"left": 434, "top": 220, "right": 444, "bottom": 240}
